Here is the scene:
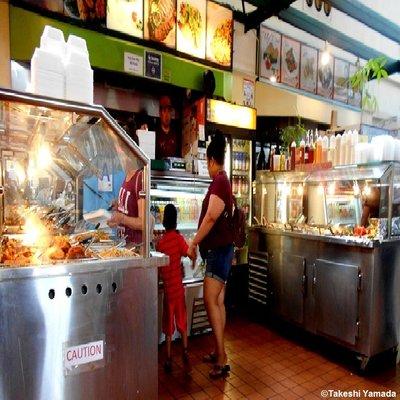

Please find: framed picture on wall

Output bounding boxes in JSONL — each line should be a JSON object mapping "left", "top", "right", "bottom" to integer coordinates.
{"left": 333, "top": 58, "right": 350, "bottom": 103}
{"left": 259, "top": 26, "right": 282, "bottom": 81}
{"left": 107, "top": 0, "right": 144, "bottom": 38}
{"left": 317, "top": 52, "right": 334, "bottom": 98}
{"left": 64, "top": 0, "right": 106, "bottom": 24}
{"left": 348, "top": 64, "right": 362, "bottom": 108}
{"left": 300, "top": 44, "right": 318, "bottom": 93}
{"left": 281, "top": 36, "right": 300, "bottom": 88}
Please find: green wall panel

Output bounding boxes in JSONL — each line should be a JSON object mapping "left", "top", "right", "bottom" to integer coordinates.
{"left": 9, "top": 6, "right": 229, "bottom": 98}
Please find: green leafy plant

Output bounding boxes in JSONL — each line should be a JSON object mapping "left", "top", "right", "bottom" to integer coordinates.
{"left": 281, "top": 116, "right": 306, "bottom": 151}
{"left": 349, "top": 56, "right": 388, "bottom": 113}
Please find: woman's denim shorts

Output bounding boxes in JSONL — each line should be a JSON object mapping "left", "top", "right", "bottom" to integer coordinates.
{"left": 205, "top": 244, "right": 234, "bottom": 284}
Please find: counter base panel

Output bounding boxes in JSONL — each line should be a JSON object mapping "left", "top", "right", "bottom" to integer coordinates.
{"left": 249, "top": 227, "right": 400, "bottom": 363}
{"left": 0, "top": 264, "right": 159, "bottom": 400}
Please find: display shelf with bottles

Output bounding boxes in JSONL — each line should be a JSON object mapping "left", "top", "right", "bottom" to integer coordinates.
{"left": 151, "top": 173, "right": 210, "bottom": 280}
{"left": 232, "top": 139, "right": 252, "bottom": 224}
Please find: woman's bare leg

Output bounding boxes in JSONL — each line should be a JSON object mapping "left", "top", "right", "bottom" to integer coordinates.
{"left": 204, "top": 276, "right": 226, "bottom": 366}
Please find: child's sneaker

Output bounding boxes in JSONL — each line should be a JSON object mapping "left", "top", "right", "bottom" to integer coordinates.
{"left": 164, "top": 358, "right": 172, "bottom": 374}
{"left": 182, "top": 350, "right": 192, "bottom": 374}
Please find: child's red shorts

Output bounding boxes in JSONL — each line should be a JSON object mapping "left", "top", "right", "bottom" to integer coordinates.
{"left": 163, "top": 293, "right": 187, "bottom": 336}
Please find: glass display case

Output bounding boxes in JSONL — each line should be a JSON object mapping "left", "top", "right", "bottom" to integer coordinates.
{"left": 254, "top": 162, "right": 400, "bottom": 239}
{"left": 0, "top": 89, "right": 167, "bottom": 400}
{"left": 151, "top": 172, "right": 210, "bottom": 280}
{"left": 0, "top": 89, "right": 151, "bottom": 263}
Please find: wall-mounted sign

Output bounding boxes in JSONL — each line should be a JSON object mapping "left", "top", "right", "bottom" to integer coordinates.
{"left": 243, "top": 79, "right": 255, "bottom": 107}
{"left": 177, "top": 0, "right": 207, "bottom": 59}
{"left": 333, "top": 58, "right": 349, "bottom": 103}
{"left": 281, "top": 36, "right": 300, "bottom": 88}
{"left": 107, "top": 0, "right": 144, "bottom": 38}
{"left": 145, "top": 51, "right": 162, "bottom": 80}
{"left": 144, "top": 0, "right": 176, "bottom": 48}
{"left": 124, "top": 52, "right": 144, "bottom": 75}
{"left": 348, "top": 63, "right": 362, "bottom": 108}
{"left": 259, "top": 26, "right": 282, "bottom": 81}
{"left": 207, "top": 99, "right": 256, "bottom": 130}
{"left": 206, "top": 1, "right": 233, "bottom": 67}
{"left": 64, "top": 340, "right": 104, "bottom": 374}
{"left": 300, "top": 44, "right": 318, "bottom": 93}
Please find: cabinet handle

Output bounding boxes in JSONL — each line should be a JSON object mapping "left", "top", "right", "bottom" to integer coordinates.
{"left": 302, "top": 275, "right": 307, "bottom": 295}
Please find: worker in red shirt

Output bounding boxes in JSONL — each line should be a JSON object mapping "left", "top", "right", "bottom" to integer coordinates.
{"left": 156, "top": 204, "right": 194, "bottom": 373}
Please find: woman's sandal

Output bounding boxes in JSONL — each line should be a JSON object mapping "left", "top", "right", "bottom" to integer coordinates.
{"left": 202, "top": 352, "right": 217, "bottom": 363}
{"left": 209, "top": 364, "right": 230, "bottom": 379}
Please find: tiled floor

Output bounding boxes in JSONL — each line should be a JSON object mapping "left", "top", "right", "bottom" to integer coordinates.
{"left": 158, "top": 315, "right": 400, "bottom": 399}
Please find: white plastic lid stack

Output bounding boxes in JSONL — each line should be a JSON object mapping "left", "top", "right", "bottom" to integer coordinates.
{"left": 64, "top": 34, "right": 93, "bottom": 104}
{"left": 380, "top": 135, "right": 395, "bottom": 161}
{"left": 31, "top": 47, "right": 65, "bottom": 98}
{"left": 394, "top": 140, "right": 400, "bottom": 161}
{"left": 371, "top": 136, "right": 384, "bottom": 162}
{"left": 355, "top": 143, "right": 370, "bottom": 164}
{"left": 40, "top": 25, "right": 66, "bottom": 57}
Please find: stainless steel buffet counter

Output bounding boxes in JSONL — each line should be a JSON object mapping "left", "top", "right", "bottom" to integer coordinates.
{"left": 250, "top": 163, "right": 400, "bottom": 369}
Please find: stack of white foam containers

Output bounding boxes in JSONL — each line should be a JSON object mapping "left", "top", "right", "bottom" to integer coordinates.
{"left": 65, "top": 35, "right": 93, "bottom": 104}
{"left": 30, "top": 26, "right": 93, "bottom": 104}
{"left": 31, "top": 26, "right": 66, "bottom": 99}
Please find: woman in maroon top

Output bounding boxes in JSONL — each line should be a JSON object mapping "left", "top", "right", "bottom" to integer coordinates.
{"left": 188, "top": 134, "right": 234, "bottom": 378}
{"left": 107, "top": 141, "right": 145, "bottom": 246}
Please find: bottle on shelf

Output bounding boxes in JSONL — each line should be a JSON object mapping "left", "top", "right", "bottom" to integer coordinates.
{"left": 329, "top": 135, "right": 336, "bottom": 165}
{"left": 322, "top": 136, "right": 329, "bottom": 163}
{"left": 335, "top": 134, "right": 342, "bottom": 166}
{"left": 299, "top": 138, "right": 305, "bottom": 164}
{"left": 309, "top": 130, "right": 315, "bottom": 164}
{"left": 340, "top": 132, "right": 347, "bottom": 165}
{"left": 315, "top": 135, "right": 323, "bottom": 164}
{"left": 305, "top": 131, "right": 310, "bottom": 164}
{"left": 290, "top": 141, "right": 296, "bottom": 170}
{"left": 268, "top": 144, "right": 275, "bottom": 171}
{"left": 256, "top": 144, "right": 267, "bottom": 170}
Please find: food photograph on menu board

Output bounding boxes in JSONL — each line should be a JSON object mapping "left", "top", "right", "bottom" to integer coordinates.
{"left": 281, "top": 36, "right": 300, "bottom": 88}
{"left": 348, "top": 64, "right": 362, "bottom": 108}
{"left": 21, "top": 0, "right": 63, "bottom": 13}
{"left": 259, "top": 26, "right": 282, "bottom": 81}
{"left": 144, "top": 0, "right": 177, "bottom": 47}
{"left": 206, "top": 1, "right": 233, "bottom": 67}
{"left": 317, "top": 52, "right": 334, "bottom": 98}
{"left": 64, "top": 0, "right": 106, "bottom": 22}
{"left": 107, "top": 0, "right": 144, "bottom": 38}
{"left": 333, "top": 58, "right": 350, "bottom": 103}
{"left": 300, "top": 45, "right": 318, "bottom": 93}
{"left": 177, "top": 0, "right": 207, "bottom": 59}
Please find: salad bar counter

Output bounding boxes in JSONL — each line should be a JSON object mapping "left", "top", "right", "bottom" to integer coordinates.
{"left": 250, "top": 162, "right": 400, "bottom": 369}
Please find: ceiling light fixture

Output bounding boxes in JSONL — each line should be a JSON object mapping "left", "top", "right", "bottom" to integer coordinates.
{"left": 321, "top": 41, "right": 331, "bottom": 66}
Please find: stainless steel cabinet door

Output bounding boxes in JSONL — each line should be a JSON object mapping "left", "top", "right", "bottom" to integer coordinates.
{"left": 314, "top": 259, "right": 360, "bottom": 345}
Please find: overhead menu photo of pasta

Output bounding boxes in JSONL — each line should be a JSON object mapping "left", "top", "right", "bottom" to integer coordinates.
{"left": 206, "top": 1, "right": 233, "bottom": 67}
{"left": 177, "top": 0, "right": 206, "bottom": 59}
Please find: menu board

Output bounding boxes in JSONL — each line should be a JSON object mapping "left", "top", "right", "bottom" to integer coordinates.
{"left": 177, "top": 0, "right": 207, "bottom": 59}
{"left": 259, "top": 26, "right": 281, "bottom": 81}
{"left": 281, "top": 36, "right": 300, "bottom": 88}
{"left": 144, "top": 0, "right": 177, "bottom": 48}
{"left": 107, "top": 0, "right": 144, "bottom": 38}
{"left": 348, "top": 64, "right": 362, "bottom": 108}
{"left": 333, "top": 58, "right": 349, "bottom": 103}
{"left": 317, "top": 52, "right": 334, "bottom": 98}
{"left": 64, "top": 0, "right": 106, "bottom": 23}
{"left": 206, "top": 1, "right": 233, "bottom": 67}
{"left": 300, "top": 44, "right": 318, "bottom": 93}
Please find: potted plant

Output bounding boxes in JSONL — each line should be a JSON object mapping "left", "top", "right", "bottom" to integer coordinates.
{"left": 281, "top": 116, "right": 307, "bottom": 152}
{"left": 349, "top": 56, "right": 388, "bottom": 113}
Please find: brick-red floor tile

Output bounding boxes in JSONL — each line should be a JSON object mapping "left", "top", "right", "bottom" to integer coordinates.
{"left": 159, "top": 315, "right": 400, "bottom": 399}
